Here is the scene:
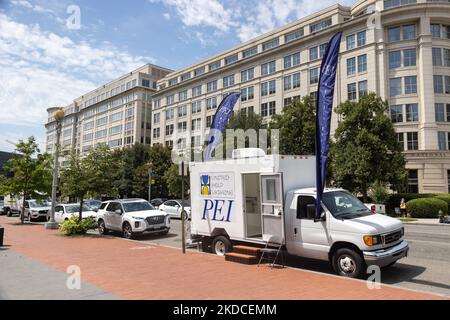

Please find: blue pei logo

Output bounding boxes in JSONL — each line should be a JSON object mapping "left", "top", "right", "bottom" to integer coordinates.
{"left": 201, "top": 175, "right": 211, "bottom": 196}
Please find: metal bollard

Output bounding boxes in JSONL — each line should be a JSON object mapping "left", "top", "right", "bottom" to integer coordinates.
{"left": 0, "top": 225, "right": 4, "bottom": 247}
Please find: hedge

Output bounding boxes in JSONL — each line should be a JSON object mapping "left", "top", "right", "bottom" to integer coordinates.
{"left": 406, "top": 198, "right": 448, "bottom": 218}
{"left": 433, "top": 194, "right": 450, "bottom": 212}
{"left": 386, "top": 193, "right": 436, "bottom": 215}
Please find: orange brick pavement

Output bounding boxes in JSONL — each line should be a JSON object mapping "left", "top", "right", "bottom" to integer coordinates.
{"left": 0, "top": 216, "right": 445, "bottom": 300}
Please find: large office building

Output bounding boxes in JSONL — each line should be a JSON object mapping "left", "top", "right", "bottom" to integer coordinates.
{"left": 46, "top": 0, "right": 450, "bottom": 194}
{"left": 45, "top": 64, "right": 172, "bottom": 166}
{"left": 150, "top": 0, "right": 450, "bottom": 194}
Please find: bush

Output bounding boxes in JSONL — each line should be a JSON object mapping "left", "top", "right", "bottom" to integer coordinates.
{"left": 386, "top": 193, "right": 436, "bottom": 215}
{"left": 59, "top": 216, "right": 97, "bottom": 236}
{"left": 433, "top": 194, "right": 450, "bottom": 212}
{"left": 406, "top": 198, "right": 448, "bottom": 218}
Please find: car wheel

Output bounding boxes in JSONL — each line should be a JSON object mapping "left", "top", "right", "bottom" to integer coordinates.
{"left": 332, "top": 248, "right": 365, "bottom": 279}
{"left": 122, "top": 222, "right": 134, "bottom": 239}
{"left": 6, "top": 209, "right": 11, "bottom": 217}
{"left": 180, "top": 211, "right": 189, "bottom": 220}
{"left": 98, "top": 219, "right": 108, "bottom": 235}
{"left": 212, "top": 236, "right": 232, "bottom": 256}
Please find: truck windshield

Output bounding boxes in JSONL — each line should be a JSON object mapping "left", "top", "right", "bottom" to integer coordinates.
{"left": 122, "top": 201, "right": 155, "bottom": 213}
{"left": 322, "top": 191, "right": 372, "bottom": 219}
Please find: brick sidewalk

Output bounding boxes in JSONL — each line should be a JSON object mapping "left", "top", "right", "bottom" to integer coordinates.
{"left": 0, "top": 216, "right": 445, "bottom": 300}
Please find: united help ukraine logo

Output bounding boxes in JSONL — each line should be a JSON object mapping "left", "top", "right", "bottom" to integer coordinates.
{"left": 201, "top": 175, "right": 211, "bottom": 196}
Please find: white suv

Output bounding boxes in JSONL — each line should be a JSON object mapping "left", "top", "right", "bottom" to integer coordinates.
{"left": 97, "top": 199, "right": 170, "bottom": 239}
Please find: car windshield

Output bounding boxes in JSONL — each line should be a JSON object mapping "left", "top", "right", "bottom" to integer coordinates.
{"left": 322, "top": 191, "right": 372, "bottom": 220}
{"left": 65, "top": 205, "right": 91, "bottom": 213}
{"left": 29, "top": 200, "right": 48, "bottom": 208}
{"left": 122, "top": 201, "right": 155, "bottom": 213}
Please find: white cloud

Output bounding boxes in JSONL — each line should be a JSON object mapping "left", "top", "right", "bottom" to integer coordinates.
{"left": 0, "top": 13, "right": 155, "bottom": 150}
{"left": 11, "top": 0, "right": 55, "bottom": 14}
{"left": 163, "top": 12, "right": 171, "bottom": 20}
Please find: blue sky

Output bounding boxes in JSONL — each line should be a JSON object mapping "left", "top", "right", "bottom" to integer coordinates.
{"left": 0, "top": 0, "right": 355, "bottom": 152}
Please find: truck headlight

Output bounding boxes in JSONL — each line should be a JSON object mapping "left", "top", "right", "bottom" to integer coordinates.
{"left": 363, "top": 235, "right": 382, "bottom": 246}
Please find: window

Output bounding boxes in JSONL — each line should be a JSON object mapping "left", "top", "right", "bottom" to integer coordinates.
{"left": 261, "top": 80, "right": 276, "bottom": 96}
{"left": 390, "top": 105, "right": 403, "bottom": 123}
{"left": 225, "top": 54, "right": 238, "bottom": 65}
{"left": 389, "top": 51, "right": 401, "bottom": 69}
{"left": 432, "top": 48, "right": 442, "bottom": 66}
{"left": 96, "top": 116, "right": 107, "bottom": 126}
{"left": 192, "top": 118, "right": 202, "bottom": 131}
{"left": 435, "top": 103, "right": 445, "bottom": 122}
{"left": 347, "top": 57, "right": 356, "bottom": 75}
{"left": 63, "top": 128, "right": 72, "bottom": 137}
{"left": 438, "top": 131, "right": 447, "bottom": 150}
{"left": 403, "top": 49, "right": 416, "bottom": 67}
{"left": 141, "top": 79, "right": 150, "bottom": 87}
{"left": 262, "top": 39, "right": 279, "bottom": 51}
{"left": 310, "top": 18, "right": 332, "bottom": 33}
{"left": 83, "top": 133, "right": 93, "bottom": 142}
{"left": 448, "top": 170, "right": 450, "bottom": 193}
{"left": 179, "top": 90, "right": 188, "bottom": 102}
{"left": 168, "top": 78, "right": 177, "bottom": 86}
{"left": 165, "top": 140, "right": 173, "bottom": 149}
{"left": 446, "top": 76, "right": 450, "bottom": 94}
{"left": 165, "top": 124, "right": 174, "bottom": 136}
{"left": 261, "top": 61, "right": 276, "bottom": 76}
{"left": 153, "top": 113, "right": 160, "bottom": 124}
{"left": 192, "top": 85, "right": 202, "bottom": 97}
{"left": 405, "top": 103, "right": 418, "bottom": 121}
{"left": 207, "top": 80, "right": 217, "bottom": 92}
{"left": 402, "top": 24, "right": 416, "bottom": 40}
{"left": 285, "top": 29, "right": 304, "bottom": 42}
{"left": 109, "top": 125, "right": 122, "bottom": 135}
{"left": 384, "top": 0, "right": 416, "bottom": 9}
{"left": 310, "top": 68, "right": 319, "bottom": 84}
{"left": 397, "top": 133, "right": 404, "bottom": 150}
{"left": 309, "top": 46, "right": 318, "bottom": 61}
{"left": 407, "top": 132, "right": 418, "bottom": 150}
{"left": 194, "top": 66, "right": 205, "bottom": 77}
{"left": 292, "top": 73, "right": 301, "bottom": 89}
{"left": 406, "top": 169, "right": 419, "bottom": 193}
{"left": 177, "top": 121, "right": 187, "bottom": 133}
{"left": 165, "top": 108, "right": 174, "bottom": 120}
{"left": 209, "top": 61, "right": 221, "bottom": 71}
{"left": 180, "top": 72, "right": 191, "bottom": 82}
{"left": 223, "top": 74, "right": 235, "bottom": 88}
{"left": 390, "top": 77, "right": 402, "bottom": 96}
{"left": 358, "top": 80, "right": 368, "bottom": 97}
{"left": 166, "top": 94, "right": 175, "bottom": 105}
{"left": 108, "top": 138, "right": 122, "bottom": 147}
{"left": 310, "top": 91, "right": 318, "bottom": 106}
{"left": 206, "top": 115, "right": 213, "bottom": 128}
{"left": 404, "top": 76, "right": 417, "bottom": 94}
{"left": 284, "top": 52, "right": 300, "bottom": 69}
{"left": 178, "top": 105, "right": 187, "bottom": 117}
{"left": 261, "top": 101, "right": 276, "bottom": 117}
{"left": 431, "top": 23, "right": 441, "bottom": 38}
{"left": 243, "top": 47, "right": 258, "bottom": 58}
{"left": 83, "top": 121, "right": 93, "bottom": 131}
{"left": 347, "top": 34, "right": 356, "bottom": 50}
{"left": 206, "top": 97, "right": 217, "bottom": 110}
{"left": 357, "top": 31, "right": 366, "bottom": 46}
{"left": 347, "top": 83, "right": 357, "bottom": 101}
{"left": 284, "top": 76, "right": 292, "bottom": 91}
{"left": 109, "top": 111, "right": 123, "bottom": 122}
{"left": 434, "top": 75, "right": 444, "bottom": 93}
{"left": 241, "top": 68, "right": 254, "bottom": 82}
{"left": 192, "top": 100, "right": 202, "bottom": 113}
{"left": 388, "top": 26, "right": 401, "bottom": 42}
{"left": 357, "top": 54, "right": 367, "bottom": 72}
{"left": 241, "top": 86, "right": 254, "bottom": 101}
{"left": 296, "top": 196, "right": 316, "bottom": 219}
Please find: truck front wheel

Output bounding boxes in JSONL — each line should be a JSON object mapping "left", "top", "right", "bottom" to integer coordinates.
{"left": 332, "top": 248, "right": 365, "bottom": 279}
{"left": 212, "top": 236, "right": 231, "bottom": 256}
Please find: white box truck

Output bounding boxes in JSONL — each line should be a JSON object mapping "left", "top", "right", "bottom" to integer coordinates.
{"left": 189, "top": 149, "right": 409, "bottom": 278}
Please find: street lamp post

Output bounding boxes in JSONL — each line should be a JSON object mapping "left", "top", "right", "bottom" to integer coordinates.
{"left": 45, "top": 108, "right": 65, "bottom": 229}
{"left": 148, "top": 163, "right": 153, "bottom": 202}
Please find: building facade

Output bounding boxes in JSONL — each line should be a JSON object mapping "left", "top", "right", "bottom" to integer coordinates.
{"left": 150, "top": 0, "right": 450, "bottom": 194}
{"left": 45, "top": 64, "right": 172, "bottom": 166}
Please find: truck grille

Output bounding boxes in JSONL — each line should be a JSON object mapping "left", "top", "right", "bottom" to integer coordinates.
{"left": 39, "top": 210, "right": 48, "bottom": 215}
{"left": 383, "top": 229, "right": 402, "bottom": 245}
{"left": 146, "top": 215, "right": 165, "bottom": 225}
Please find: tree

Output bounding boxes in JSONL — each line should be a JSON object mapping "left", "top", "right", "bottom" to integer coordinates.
{"left": 60, "top": 144, "right": 119, "bottom": 221}
{"left": 226, "top": 109, "right": 264, "bottom": 131}
{"left": 164, "top": 163, "right": 190, "bottom": 199}
{"left": 146, "top": 144, "right": 173, "bottom": 198}
{"left": 330, "top": 93, "right": 406, "bottom": 201}
{"left": 269, "top": 96, "right": 316, "bottom": 155}
{"left": 2, "top": 137, "right": 52, "bottom": 223}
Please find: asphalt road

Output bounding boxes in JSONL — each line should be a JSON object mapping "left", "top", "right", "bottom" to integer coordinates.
{"left": 135, "top": 220, "right": 450, "bottom": 297}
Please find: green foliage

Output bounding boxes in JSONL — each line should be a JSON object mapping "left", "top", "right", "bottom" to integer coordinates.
{"left": 164, "top": 164, "right": 190, "bottom": 199}
{"left": 2, "top": 137, "right": 52, "bottom": 223}
{"left": 369, "top": 181, "right": 389, "bottom": 204}
{"left": 226, "top": 109, "right": 264, "bottom": 131}
{"left": 406, "top": 198, "right": 448, "bottom": 218}
{"left": 269, "top": 96, "right": 316, "bottom": 155}
{"left": 433, "top": 194, "right": 450, "bottom": 212}
{"left": 59, "top": 216, "right": 97, "bottom": 235}
{"left": 385, "top": 193, "right": 436, "bottom": 215}
{"left": 330, "top": 93, "right": 407, "bottom": 200}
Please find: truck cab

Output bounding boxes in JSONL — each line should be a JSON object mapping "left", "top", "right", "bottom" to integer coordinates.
{"left": 285, "top": 188, "right": 408, "bottom": 278}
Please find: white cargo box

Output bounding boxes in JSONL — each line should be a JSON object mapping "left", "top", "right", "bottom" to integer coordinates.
{"left": 189, "top": 150, "right": 315, "bottom": 244}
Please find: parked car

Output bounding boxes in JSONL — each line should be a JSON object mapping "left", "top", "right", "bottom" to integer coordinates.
{"left": 84, "top": 199, "right": 102, "bottom": 211}
{"left": 159, "top": 199, "right": 191, "bottom": 219}
{"left": 23, "top": 200, "right": 50, "bottom": 222}
{"left": 3, "top": 194, "right": 21, "bottom": 216}
{"left": 0, "top": 197, "right": 4, "bottom": 215}
{"left": 364, "top": 203, "right": 386, "bottom": 215}
{"left": 149, "top": 198, "right": 167, "bottom": 209}
{"left": 54, "top": 203, "right": 98, "bottom": 224}
{"left": 96, "top": 198, "right": 170, "bottom": 239}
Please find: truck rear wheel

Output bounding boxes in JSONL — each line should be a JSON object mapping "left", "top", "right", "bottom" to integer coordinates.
{"left": 332, "top": 248, "right": 365, "bottom": 279}
{"left": 212, "top": 236, "right": 231, "bottom": 256}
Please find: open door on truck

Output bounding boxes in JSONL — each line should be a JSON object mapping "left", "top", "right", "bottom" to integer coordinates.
{"left": 243, "top": 173, "right": 262, "bottom": 238}
{"left": 260, "top": 173, "right": 284, "bottom": 243}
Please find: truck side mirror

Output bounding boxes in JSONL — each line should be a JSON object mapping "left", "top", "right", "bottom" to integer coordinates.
{"left": 114, "top": 209, "right": 122, "bottom": 215}
{"left": 307, "top": 204, "right": 325, "bottom": 222}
